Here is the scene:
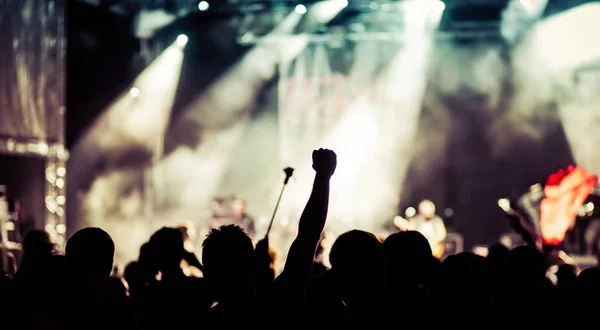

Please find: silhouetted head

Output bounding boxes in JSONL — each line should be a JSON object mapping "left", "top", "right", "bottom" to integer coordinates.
{"left": 556, "top": 264, "right": 578, "bottom": 289}
{"left": 66, "top": 227, "right": 115, "bottom": 280}
{"left": 487, "top": 243, "right": 509, "bottom": 262}
{"left": 578, "top": 267, "right": 600, "bottom": 291}
{"left": 255, "top": 238, "right": 279, "bottom": 275}
{"left": 202, "top": 225, "right": 254, "bottom": 299}
{"left": 486, "top": 243, "right": 509, "bottom": 272}
{"left": 329, "top": 230, "right": 384, "bottom": 295}
{"left": 254, "top": 237, "right": 279, "bottom": 296}
{"left": 22, "top": 230, "right": 55, "bottom": 260}
{"left": 124, "top": 261, "right": 144, "bottom": 293}
{"left": 149, "top": 227, "right": 185, "bottom": 272}
{"left": 506, "top": 245, "right": 545, "bottom": 287}
{"left": 384, "top": 231, "right": 432, "bottom": 288}
{"left": 442, "top": 252, "right": 488, "bottom": 292}
{"left": 138, "top": 242, "right": 159, "bottom": 279}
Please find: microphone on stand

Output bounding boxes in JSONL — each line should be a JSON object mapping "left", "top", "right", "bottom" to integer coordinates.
{"left": 265, "top": 167, "right": 294, "bottom": 238}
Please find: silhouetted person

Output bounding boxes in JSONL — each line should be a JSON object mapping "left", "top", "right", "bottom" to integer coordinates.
{"left": 331, "top": 231, "right": 385, "bottom": 316}
{"left": 145, "top": 227, "right": 211, "bottom": 329}
{"left": 486, "top": 242, "right": 509, "bottom": 298}
{"left": 203, "top": 225, "right": 257, "bottom": 328}
{"left": 495, "top": 245, "right": 555, "bottom": 325}
{"left": 307, "top": 230, "right": 385, "bottom": 330}
{"left": 255, "top": 236, "right": 279, "bottom": 298}
{"left": 0, "top": 274, "right": 17, "bottom": 329}
{"left": 270, "top": 149, "right": 337, "bottom": 330}
{"left": 66, "top": 227, "right": 115, "bottom": 280}
{"left": 487, "top": 243, "right": 509, "bottom": 271}
{"left": 556, "top": 264, "right": 578, "bottom": 290}
{"left": 138, "top": 242, "right": 159, "bottom": 284}
{"left": 384, "top": 230, "right": 433, "bottom": 291}
{"left": 203, "top": 149, "right": 337, "bottom": 330}
{"left": 123, "top": 261, "right": 144, "bottom": 299}
{"left": 65, "top": 227, "right": 138, "bottom": 330}
{"left": 15, "top": 230, "right": 55, "bottom": 285}
{"left": 578, "top": 267, "right": 600, "bottom": 291}
{"left": 123, "top": 243, "right": 159, "bottom": 325}
{"left": 505, "top": 245, "right": 547, "bottom": 289}
{"left": 14, "top": 229, "right": 56, "bottom": 325}
{"left": 383, "top": 230, "right": 436, "bottom": 322}
{"left": 441, "top": 251, "right": 491, "bottom": 324}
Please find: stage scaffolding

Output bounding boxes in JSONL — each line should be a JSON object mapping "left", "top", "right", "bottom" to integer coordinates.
{"left": 0, "top": 0, "right": 67, "bottom": 263}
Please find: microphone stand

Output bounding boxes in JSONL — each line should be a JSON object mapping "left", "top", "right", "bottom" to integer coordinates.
{"left": 265, "top": 167, "right": 294, "bottom": 238}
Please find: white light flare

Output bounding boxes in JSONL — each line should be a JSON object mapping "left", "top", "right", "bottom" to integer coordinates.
{"left": 510, "top": 3, "right": 600, "bottom": 177}
{"left": 198, "top": 1, "right": 209, "bottom": 11}
{"left": 320, "top": 0, "right": 441, "bottom": 231}
{"left": 501, "top": 0, "right": 548, "bottom": 43}
{"left": 345, "top": 1, "right": 439, "bottom": 228}
{"left": 295, "top": 4, "right": 307, "bottom": 15}
{"left": 69, "top": 38, "right": 186, "bottom": 266}
{"left": 402, "top": 0, "right": 446, "bottom": 36}
{"left": 129, "top": 87, "right": 140, "bottom": 98}
{"left": 149, "top": 1, "right": 341, "bottom": 251}
{"left": 176, "top": 34, "right": 189, "bottom": 48}
{"left": 517, "top": 3, "right": 600, "bottom": 72}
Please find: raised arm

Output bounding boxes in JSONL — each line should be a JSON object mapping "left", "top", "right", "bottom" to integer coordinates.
{"left": 280, "top": 148, "right": 336, "bottom": 293}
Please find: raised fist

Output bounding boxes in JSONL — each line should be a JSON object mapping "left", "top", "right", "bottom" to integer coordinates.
{"left": 312, "top": 148, "right": 337, "bottom": 177}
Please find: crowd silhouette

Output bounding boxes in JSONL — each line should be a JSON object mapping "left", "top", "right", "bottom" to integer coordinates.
{"left": 2, "top": 148, "right": 600, "bottom": 329}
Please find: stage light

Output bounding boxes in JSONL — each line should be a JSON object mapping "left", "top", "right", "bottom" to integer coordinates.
{"left": 519, "top": 0, "right": 531, "bottom": 8}
{"left": 295, "top": 4, "right": 307, "bottom": 14}
{"left": 176, "top": 34, "right": 188, "bottom": 47}
{"left": 198, "top": 1, "right": 209, "bottom": 11}
{"left": 434, "top": 0, "right": 445, "bottom": 13}
{"left": 498, "top": 198, "right": 511, "bottom": 212}
{"left": 405, "top": 207, "right": 417, "bottom": 218}
{"left": 56, "top": 224, "right": 66, "bottom": 234}
{"left": 56, "top": 167, "right": 66, "bottom": 176}
{"left": 129, "top": 87, "right": 140, "bottom": 98}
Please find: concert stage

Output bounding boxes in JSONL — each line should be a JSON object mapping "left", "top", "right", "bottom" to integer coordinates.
{"left": 33, "top": 0, "right": 600, "bottom": 267}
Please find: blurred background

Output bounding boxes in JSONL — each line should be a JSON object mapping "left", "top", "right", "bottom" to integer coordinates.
{"left": 1, "top": 0, "right": 600, "bottom": 267}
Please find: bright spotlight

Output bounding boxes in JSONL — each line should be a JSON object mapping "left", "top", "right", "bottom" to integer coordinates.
{"left": 340, "top": 0, "right": 348, "bottom": 8}
{"left": 176, "top": 34, "right": 188, "bottom": 47}
{"left": 198, "top": 1, "right": 209, "bottom": 11}
{"left": 405, "top": 207, "right": 417, "bottom": 218}
{"left": 295, "top": 4, "right": 307, "bottom": 14}
{"left": 433, "top": 0, "right": 445, "bottom": 13}
{"left": 129, "top": 87, "right": 140, "bottom": 98}
{"left": 519, "top": 0, "right": 532, "bottom": 8}
{"left": 498, "top": 198, "right": 511, "bottom": 212}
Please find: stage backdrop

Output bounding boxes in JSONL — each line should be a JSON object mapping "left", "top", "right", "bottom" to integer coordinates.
{"left": 0, "top": 0, "right": 65, "bottom": 143}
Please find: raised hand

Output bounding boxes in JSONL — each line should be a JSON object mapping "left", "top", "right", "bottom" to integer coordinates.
{"left": 312, "top": 148, "right": 337, "bottom": 177}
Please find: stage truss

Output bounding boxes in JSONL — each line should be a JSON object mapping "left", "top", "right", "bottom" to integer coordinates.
{"left": 0, "top": 138, "right": 68, "bottom": 251}
{"left": 0, "top": 0, "right": 67, "bottom": 252}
